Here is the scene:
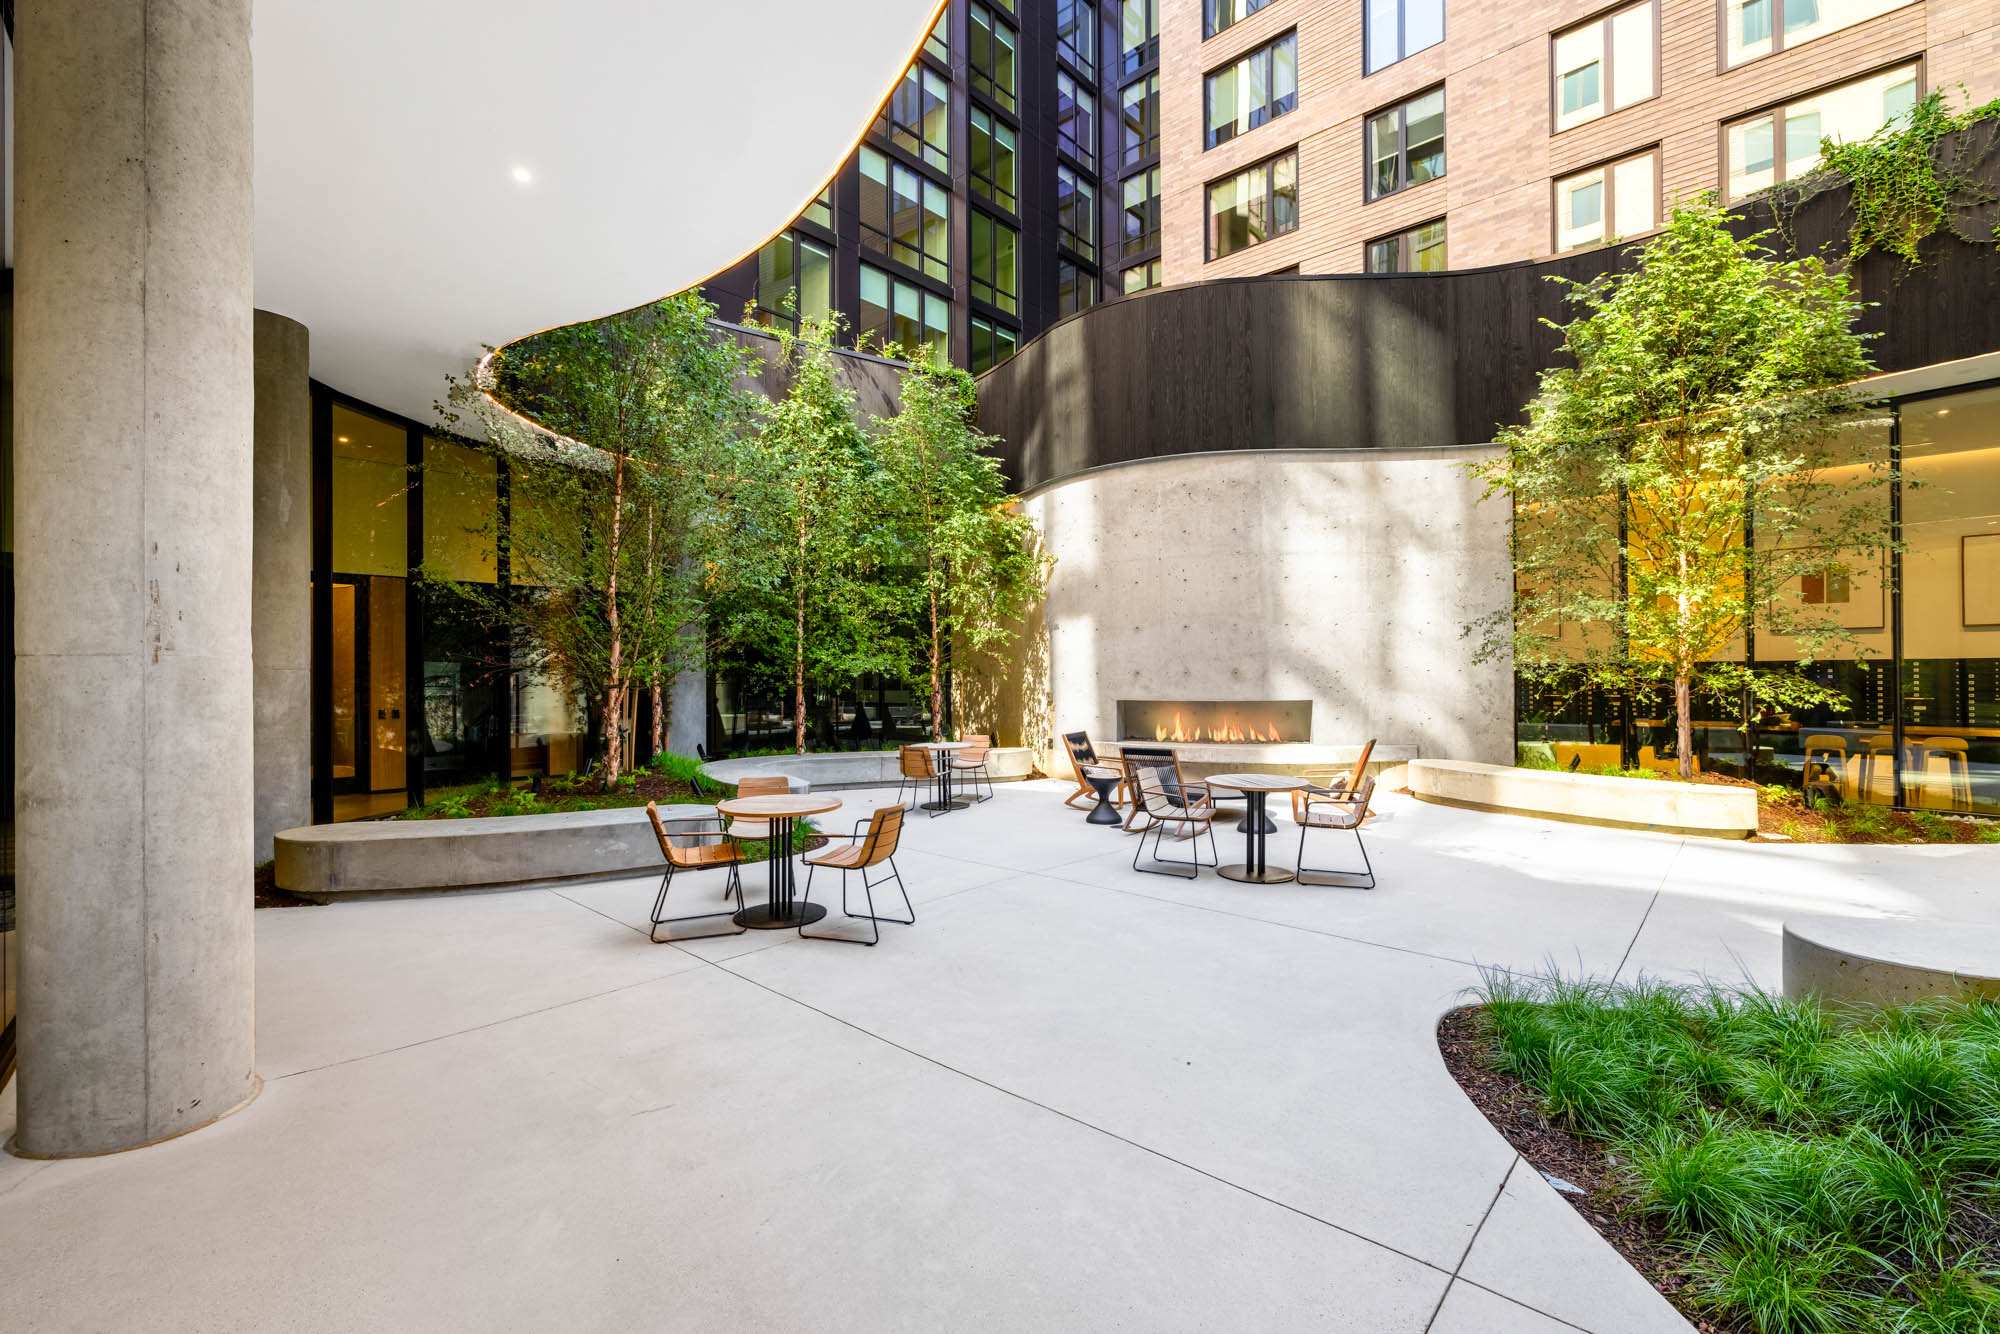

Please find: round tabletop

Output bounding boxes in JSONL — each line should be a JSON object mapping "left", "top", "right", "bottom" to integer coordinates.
{"left": 716, "top": 794, "right": 843, "bottom": 818}
{"left": 1203, "top": 772, "right": 1307, "bottom": 793}
{"left": 914, "top": 741, "right": 971, "bottom": 750}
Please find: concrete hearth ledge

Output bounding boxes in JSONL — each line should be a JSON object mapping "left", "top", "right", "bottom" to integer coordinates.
{"left": 273, "top": 805, "right": 715, "bottom": 900}
{"left": 1784, "top": 913, "right": 2000, "bottom": 1006}
{"left": 1408, "top": 759, "right": 1758, "bottom": 838}
{"left": 704, "top": 747, "right": 1035, "bottom": 790}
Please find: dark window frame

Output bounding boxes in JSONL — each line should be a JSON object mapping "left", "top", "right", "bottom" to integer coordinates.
{"left": 1121, "top": 258, "right": 1163, "bottom": 294}
{"left": 857, "top": 261, "right": 952, "bottom": 364}
{"left": 1057, "top": 258, "right": 1100, "bottom": 317}
{"left": 1715, "top": 0, "right": 1915, "bottom": 70}
{"left": 969, "top": 105, "right": 1021, "bottom": 215}
{"left": 751, "top": 231, "right": 837, "bottom": 330}
{"left": 1120, "top": 72, "right": 1161, "bottom": 168}
{"left": 1550, "top": 145, "right": 1662, "bottom": 254}
{"left": 1057, "top": 0, "right": 1097, "bottom": 78}
{"left": 969, "top": 315, "right": 1021, "bottom": 373}
{"left": 970, "top": 2, "right": 1020, "bottom": 113}
{"left": 1363, "top": 84, "right": 1446, "bottom": 202}
{"left": 1204, "top": 30, "right": 1299, "bottom": 150}
{"left": 1120, "top": 164, "right": 1163, "bottom": 262}
{"left": 1363, "top": 0, "right": 1445, "bottom": 75}
{"left": 968, "top": 209, "right": 1021, "bottom": 316}
{"left": 1057, "top": 69, "right": 1096, "bottom": 169}
{"left": 1364, "top": 217, "right": 1447, "bottom": 272}
{"left": 1120, "top": 0, "right": 1160, "bottom": 77}
{"left": 1717, "top": 57, "right": 1923, "bottom": 199}
{"left": 1204, "top": 146, "right": 1300, "bottom": 262}
{"left": 875, "top": 59, "right": 951, "bottom": 169}
{"left": 857, "top": 145, "right": 952, "bottom": 283}
{"left": 1204, "top": 0, "right": 1276, "bottom": 40}
{"left": 1549, "top": 0, "right": 1662, "bottom": 135}
{"left": 1057, "top": 164, "right": 1098, "bottom": 262}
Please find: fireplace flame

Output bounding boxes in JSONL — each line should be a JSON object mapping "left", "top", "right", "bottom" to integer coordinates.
{"left": 1152, "top": 711, "right": 1288, "bottom": 744}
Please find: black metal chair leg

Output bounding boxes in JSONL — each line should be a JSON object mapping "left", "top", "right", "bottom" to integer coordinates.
{"left": 1295, "top": 821, "right": 1376, "bottom": 889}
{"left": 800, "top": 865, "right": 883, "bottom": 945}
{"left": 650, "top": 861, "right": 748, "bottom": 942}
{"left": 1134, "top": 816, "right": 1202, "bottom": 879}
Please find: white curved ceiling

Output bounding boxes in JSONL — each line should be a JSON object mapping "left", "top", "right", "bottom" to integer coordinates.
{"left": 254, "top": 0, "right": 938, "bottom": 425}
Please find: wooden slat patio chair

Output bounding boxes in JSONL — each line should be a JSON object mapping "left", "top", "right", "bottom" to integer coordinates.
{"left": 799, "top": 805, "right": 915, "bottom": 946}
{"left": 1291, "top": 738, "right": 1376, "bottom": 823}
{"left": 1128, "top": 755, "right": 1219, "bottom": 879}
{"left": 723, "top": 774, "right": 789, "bottom": 842}
{"left": 952, "top": 734, "right": 995, "bottom": 802}
{"left": 1114, "top": 744, "right": 1209, "bottom": 833}
{"left": 645, "top": 800, "right": 745, "bottom": 941}
{"left": 893, "top": 744, "right": 935, "bottom": 812}
{"left": 1062, "top": 731, "right": 1126, "bottom": 811}
{"left": 1294, "top": 775, "right": 1378, "bottom": 889}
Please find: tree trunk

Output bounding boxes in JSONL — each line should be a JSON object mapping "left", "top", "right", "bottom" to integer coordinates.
{"left": 928, "top": 568, "right": 943, "bottom": 742}
{"left": 1675, "top": 673, "right": 1694, "bottom": 783}
{"left": 602, "top": 453, "right": 626, "bottom": 782}
{"left": 794, "top": 509, "right": 808, "bottom": 755}
{"left": 652, "top": 680, "right": 665, "bottom": 758}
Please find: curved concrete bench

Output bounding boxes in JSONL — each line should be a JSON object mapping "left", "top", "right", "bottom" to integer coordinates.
{"left": 1783, "top": 913, "right": 2000, "bottom": 1006}
{"left": 273, "top": 804, "right": 715, "bottom": 900}
{"left": 704, "top": 746, "right": 1035, "bottom": 791}
{"left": 1408, "top": 759, "right": 1757, "bottom": 838}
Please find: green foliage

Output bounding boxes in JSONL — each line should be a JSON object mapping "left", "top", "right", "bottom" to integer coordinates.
{"left": 1471, "top": 201, "right": 1892, "bottom": 782}
{"left": 1472, "top": 973, "right": 2000, "bottom": 1334}
{"left": 648, "top": 750, "right": 710, "bottom": 787}
{"left": 1802, "top": 88, "right": 2000, "bottom": 265}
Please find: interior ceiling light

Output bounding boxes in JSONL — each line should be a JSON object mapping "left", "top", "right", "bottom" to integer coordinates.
{"left": 1936, "top": 408, "right": 1951, "bottom": 416}
{"left": 336, "top": 435, "right": 349, "bottom": 443}
{"left": 511, "top": 165, "right": 534, "bottom": 186}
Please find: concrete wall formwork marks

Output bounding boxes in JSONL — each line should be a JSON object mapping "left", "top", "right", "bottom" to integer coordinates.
{"left": 1018, "top": 448, "right": 1514, "bottom": 766}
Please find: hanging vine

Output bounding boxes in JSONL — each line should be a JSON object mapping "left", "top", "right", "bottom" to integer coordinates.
{"left": 1778, "top": 87, "right": 2000, "bottom": 266}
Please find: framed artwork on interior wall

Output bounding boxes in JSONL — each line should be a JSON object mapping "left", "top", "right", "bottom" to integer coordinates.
{"left": 1964, "top": 534, "right": 2000, "bottom": 627}
{"left": 1799, "top": 558, "right": 1884, "bottom": 630}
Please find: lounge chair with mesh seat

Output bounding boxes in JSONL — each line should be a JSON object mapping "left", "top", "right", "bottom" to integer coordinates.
{"left": 1062, "top": 731, "right": 1126, "bottom": 811}
{"left": 1128, "top": 756, "right": 1218, "bottom": 878}
{"left": 645, "top": 801, "right": 746, "bottom": 941}
{"left": 799, "top": 805, "right": 915, "bottom": 946}
{"left": 1294, "top": 776, "right": 1378, "bottom": 889}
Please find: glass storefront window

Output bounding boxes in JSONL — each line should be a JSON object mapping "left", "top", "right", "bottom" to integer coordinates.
{"left": 1900, "top": 385, "right": 2000, "bottom": 814}
{"left": 329, "top": 405, "right": 412, "bottom": 819}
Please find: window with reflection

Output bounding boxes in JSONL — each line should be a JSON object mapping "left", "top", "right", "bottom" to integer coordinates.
{"left": 878, "top": 61, "right": 950, "bottom": 169}
{"left": 1726, "top": 64, "right": 1917, "bottom": 198}
{"left": 1121, "top": 166, "right": 1161, "bottom": 259}
{"left": 970, "top": 107, "right": 1020, "bottom": 212}
{"left": 969, "top": 211, "right": 1020, "bottom": 314}
{"left": 1367, "top": 87, "right": 1445, "bottom": 199}
{"left": 1058, "top": 166, "right": 1097, "bottom": 261}
{"left": 1205, "top": 32, "right": 1298, "bottom": 149}
{"left": 1366, "top": 0, "right": 1444, "bottom": 74}
{"left": 859, "top": 263, "right": 950, "bottom": 365}
{"left": 1059, "top": 259, "right": 1098, "bottom": 316}
{"left": 1058, "top": 70, "right": 1095, "bottom": 167}
{"left": 971, "top": 4, "right": 1018, "bottom": 111}
{"left": 1206, "top": 149, "right": 1298, "bottom": 260}
{"left": 1058, "top": 0, "right": 1096, "bottom": 75}
{"left": 1725, "top": 0, "right": 1912, "bottom": 67}
{"left": 1900, "top": 385, "right": 2000, "bottom": 815}
{"left": 1122, "top": 258, "right": 1162, "bottom": 292}
{"left": 1121, "top": 0, "right": 1159, "bottom": 75}
{"left": 970, "top": 316, "right": 1020, "bottom": 373}
{"left": 329, "top": 403, "right": 413, "bottom": 818}
{"left": 1121, "top": 74, "right": 1160, "bottom": 167}
{"left": 752, "top": 232, "right": 835, "bottom": 330}
{"left": 1206, "top": 0, "right": 1274, "bottom": 38}
{"left": 1553, "top": 1, "right": 1657, "bottom": 133}
{"left": 926, "top": 11, "right": 949, "bottom": 62}
{"left": 1554, "top": 150, "right": 1658, "bottom": 252}
{"left": 803, "top": 187, "right": 833, "bottom": 230}
{"left": 1365, "top": 218, "right": 1446, "bottom": 272}
{"left": 859, "top": 147, "right": 950, "bottom": 282}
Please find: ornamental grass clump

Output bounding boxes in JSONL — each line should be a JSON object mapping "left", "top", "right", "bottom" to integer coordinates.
{"left": 1470, "top": 972, "right": 2000, "bottom": 1333}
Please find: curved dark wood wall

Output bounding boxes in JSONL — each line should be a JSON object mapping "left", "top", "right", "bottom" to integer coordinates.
{"left": 979, "top": 124, "right": 2000, "bottom": 494}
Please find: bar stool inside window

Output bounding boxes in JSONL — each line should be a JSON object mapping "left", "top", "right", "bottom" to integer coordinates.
{"left": 1802, "top": 734, "right": 1848, "bottom": 800}
{"left": 1856, "top": 732, "right": 1895, "bottom": 805}
{"left": 1915, "top": 737, "right": 1973, "bottom": 812}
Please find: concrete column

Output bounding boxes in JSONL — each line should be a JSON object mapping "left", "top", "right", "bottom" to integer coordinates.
{"left": 13, "top": 0, "right": 257, "bottom": 1156}
{"left": 253, "top": 312, "right": 312, "bottom": 860}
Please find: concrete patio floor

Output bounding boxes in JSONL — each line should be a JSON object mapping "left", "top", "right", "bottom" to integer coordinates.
{"left": 4, "top": 781, "right": 1996, "bottom": 1332}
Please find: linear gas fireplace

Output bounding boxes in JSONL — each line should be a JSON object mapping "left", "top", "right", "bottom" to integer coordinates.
{"left": 1117, "top": 700, "right": 1313, "bottom": 744}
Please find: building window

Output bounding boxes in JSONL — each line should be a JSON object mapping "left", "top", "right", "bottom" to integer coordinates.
{"left": 969, "top": 317, "right": 1019, "bottom": 373}
{"left": 1121, "top": 166, "right": 1162, "bottom": 259}
{"left": 926, "top": 11, "right": 949, "bottom": 62}
{"left": 803, "top": 187, "right": 833, "bottom": 231}
{"left": 859, "top": 147, "right": 950, "bottom": 282}
{"left": 1206, "top": 149, "right": 1299, "bottom": 260}
{"left": 1555, "top": 150, "right": 1658, "bottom": 251}
{"left": 1121, "top": 0, "right": 1159, "bottom": 75}
{"left": 1366, "top": 87, "right": 1445, "bottom": 200}
{"left": 970, "top": 107, "right": 1019, "bottom": 213}
{"left": 1725, "top": 64, "right": 1918, "bottom": 199}
{"left": 1205, "top": 0, "right": 1275, "bottom": 38}
{"left": 752, "top": 232, "right": 835, "bottom": 329}
{"left": 1553, "top": 1, "right": 1656, "bottom": 133}
{"left": 970, "top": 211, "right": 1020, "bottom": 314}
{"left": 1058, "top": 70, "right": 1095, "bottom": 168}
{"left": 878, "top": 61, "right": 950, "bottom": 169}
{"left": 1058, "top": 166, "right": 1097, "bottom": 261}
{"left": 1121, "top": 74, "right": 1160, "bottom": 166}
{"left": 859, "top": 264, "right": 950, "bottom": 365}
{"left": 1205, "top": 33, "right": 1299, "bottom": 149}
{"left": 1365, "top": 0, "right": 1444, "bottom": 74}
{"left": 1058, "top": 0, "right": 1096, "bottom": 75}
{"left": 1059, "top": 259, "right": 1099, "bottom": 316}
{"left": 1365, "top": 219, "right": 1446, "bottom": 272}
{"left": 971, "top": 4, "right": 1018, "bottom": 112}
{"left": 1726, "top": 0, "right": 1913, "bottom": 67}
{"left": 1122, "top": 258, "right": 1162, "bottom": 292}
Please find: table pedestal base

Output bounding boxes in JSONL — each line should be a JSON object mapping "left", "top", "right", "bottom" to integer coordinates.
{"left": 735, "top": 902, "right": 829, "bottom": 930}
{"left": 1216, "top": 865, "right": 1297, "bottom": 885}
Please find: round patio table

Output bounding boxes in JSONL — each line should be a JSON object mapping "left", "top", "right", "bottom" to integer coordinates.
{"left": 914, "top": 740, "right": 973, "bottom": 812}
{"left": 718, "top": 793, "right": 842, "bottom": 929}
{"left": 1203, "top": 774, "right": 1306, "bottom": 885}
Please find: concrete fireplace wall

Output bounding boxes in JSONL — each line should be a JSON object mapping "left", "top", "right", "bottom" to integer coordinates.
{"left": 990, "top": 446, "right": 1513, "bottom": 773}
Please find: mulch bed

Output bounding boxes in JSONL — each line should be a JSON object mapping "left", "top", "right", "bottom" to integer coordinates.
{"left": 1690, "top": 770, "right": 1994, "bottom": 844}
{"left": 1438, "top": 1004, "right": 1743, "bottom": 1334}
